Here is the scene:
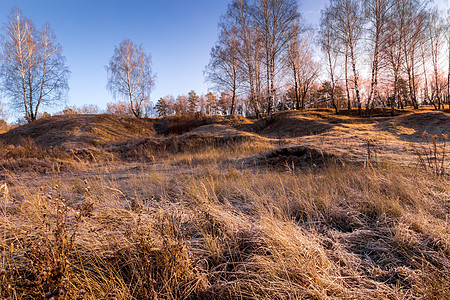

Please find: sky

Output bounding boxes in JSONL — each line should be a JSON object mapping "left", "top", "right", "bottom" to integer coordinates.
{"left": 0, "top": 0, "right": 447, "bottom": 116}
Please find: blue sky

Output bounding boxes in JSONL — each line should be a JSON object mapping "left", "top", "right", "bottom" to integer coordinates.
{"left": 0, "top": 0, "right": 447, "bottom": 115}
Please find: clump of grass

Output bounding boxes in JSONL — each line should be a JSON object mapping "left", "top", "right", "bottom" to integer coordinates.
{"left": 0, "top": 137, "right": 50, "bottom": 160}
{"left": 0, "top": 183, "right": 83, "bottom": 298}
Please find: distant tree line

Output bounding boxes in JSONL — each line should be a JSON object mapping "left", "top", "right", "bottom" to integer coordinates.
{"left": 319, "top": 0, "right": 450, "bottom": 116}
{"left": 154, "top": 90, "right": 247, "bottom": 117}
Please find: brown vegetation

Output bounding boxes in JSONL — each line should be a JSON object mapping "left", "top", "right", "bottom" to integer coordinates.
{"left": 0, "top": 109, "right": 449, "bottom": 299}
{"left": 0, "top": 114, "right": 155, "bottom": 149}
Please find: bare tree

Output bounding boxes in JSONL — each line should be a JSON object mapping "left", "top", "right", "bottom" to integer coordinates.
{"left": 319, "top": 7, "right": 340, "bottom": 113}
{"left": 447, "top": 9, "right": 450, "bottom": 109}
{"left": 421, "top": 40, "right": 432, "bottom": 106}
{"left": 328, "top": 0, "right": 364, "bottom": 115}
{"left": 253, "top": 0, "right": 299, "bottom": 115}
{"left": 401, "top": 0, "right": 428, "bottom": 109}
{"left": 427, "top": 8, "right": 445, "bottom": 109}
{"left": 106, "top": 39, "right": 154, "bottom": 117}
{"left": 235, "top": 0, "right": 265, "bottom": 117}
{"left": 0, "top": 8, "right": 69, "bottom": 122}
{"left": 205, "top": 24, "right": 241, "bottom": 115}
{"left": 106, "top": 100, "right": 133, "bottom": 116}
{"left": 218, "top": 0, "right": 264, "bottom": 118}
{"left": 204, "top": 92, "right": 220, "bottom": 114}
{"left": 381, "top": 0, "right": 408, "bottom": 114}
{"left": 286, "top": 24, "right": 319, "bottom": 110}
{"left": 364, "top": 0, "right": 392, "bottom": 115}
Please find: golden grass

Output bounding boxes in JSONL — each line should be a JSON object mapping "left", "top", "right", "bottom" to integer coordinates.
{"left": 0, "top": 151, "right": 448, "bottom": 299}
{"left": 0, "top": 114, "right": 156, "bottom": 149}
{"left": 0, "top": 109, "right": 449, "bottom": 299}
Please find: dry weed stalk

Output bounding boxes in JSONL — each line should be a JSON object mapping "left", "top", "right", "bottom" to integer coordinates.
{"left": 412, "top": 131, "right": 448, "bottom": 176}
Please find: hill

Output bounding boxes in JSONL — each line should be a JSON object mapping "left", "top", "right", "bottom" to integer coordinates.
{"left": 0, "top": 114, "right": 156, "bottom": 149}
{"left": 1, "top": 109, "right": 449, "bottom": 168}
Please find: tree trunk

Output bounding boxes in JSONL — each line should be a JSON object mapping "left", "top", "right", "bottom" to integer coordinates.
{"left": 326, "top": 44, "right": 337, "bottom": 114}
{"left": 392, "top": 71, "right": 398, "bottom": 116}
{"left": 231, "top": 88, "right": 236, "bottom": 115}
{"left": 448, "top": 38, "right": 450, "bottom": 109}
{"left": 294, "top": 75, "right": 300, "bottom": 110}
{"left": 366, "top": 36, "right": 380, "bottom": 117}
{"left": 349, "top": 44, "right": 361, "bottom": 116}
{"left": 345, "top": 46, "right": 351, "bottom": 111}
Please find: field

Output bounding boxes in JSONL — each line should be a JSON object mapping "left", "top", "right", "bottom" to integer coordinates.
{"left": 0, "top": 109, "right": 449, "bottom": 299}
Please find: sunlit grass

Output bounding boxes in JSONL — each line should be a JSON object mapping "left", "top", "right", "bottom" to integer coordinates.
{"left": 0, "top": 109, "right": 448, "bottom": 299}
{"left": 0, "top": 148, "right": 448, "bottom": 298}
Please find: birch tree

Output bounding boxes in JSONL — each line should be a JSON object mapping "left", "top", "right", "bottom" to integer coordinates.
{"left": 233, "top": 0, "right": 265, "bottom": 117}
{"left": 286, "top": 24, "right": 319, "bottom": 110}
{"left": 328, "top": 0, "right": 364, "bottom": 115}
{"left": 0, "top": 8, "right": 69, "bottom": 122}
{"left": 364, "top": 0, "right": 392, "bottom": 115}
{"left": 401, "top": 0, "right": 428, "bottom": 109}
{"left": 215, "top": 0, "right": 265, "bottom": 117}
{"left": 319, "top": 7, "right": 340, "bottom": 113}
{"left": 106, "top": 39, "right": 154, "bottom": 117}
{"left": 427, "top": 9, "right": 445, "bottom": 109}
{"left": 253, "top": 0, "right": 299, "bottom": 115}
{"left": 205, "top": 24, "right": 241, "bottom": 115}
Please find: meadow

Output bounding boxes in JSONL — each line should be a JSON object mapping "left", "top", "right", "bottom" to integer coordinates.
{"left": 0, "top": 108, "right": 449, "bottom": 299}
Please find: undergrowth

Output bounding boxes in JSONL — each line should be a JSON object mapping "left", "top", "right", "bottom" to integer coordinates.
{"left": 0, "top": 159, "right": 449, "bottom": 299}
{"left": 412, "top": 131, "right": 448, "bottom": 176}
{"left": 0, "top": 111, "right": 448, "bottom": 299}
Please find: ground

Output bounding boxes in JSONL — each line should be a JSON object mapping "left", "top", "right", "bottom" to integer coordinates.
{"left": 0, "top": 108, "right": 449, "bottom": 299}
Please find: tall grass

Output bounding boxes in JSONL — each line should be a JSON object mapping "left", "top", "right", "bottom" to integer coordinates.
{"left": 0, "top": 149, "right": 448, "bottom": 299}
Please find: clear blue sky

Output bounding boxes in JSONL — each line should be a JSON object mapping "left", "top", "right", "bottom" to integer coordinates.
{"left": 0, "top": 0, "right": 446, "bottom": 115}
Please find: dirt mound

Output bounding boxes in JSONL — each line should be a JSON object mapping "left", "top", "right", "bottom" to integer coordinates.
{"left": 168, "top": 125, "right": 266, "bottom": 151}
{"left": 242, "top": 145, "right": 342, "bottom": 170}
{"left": 393, "top": 111, "right": 449, "bottom": 135}
{"left": 190, "top": 124, "right": 249, "bottom": 135}
{"left": 252, "top": 111, "right": 335, "bottom": 138}
{"left": 0, "top": 114, "right": 155, "bottom": 149}
{"left": 105, "top": 124, "right": 268, "bottom": 160}
{"left": 377, "top": 111, "right": 450, "bottom": 142}
{"left": 154, "top": 114, "right": 253, "bottom": 135}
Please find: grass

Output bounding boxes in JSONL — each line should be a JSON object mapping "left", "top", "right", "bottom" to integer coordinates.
{"left": 0, "top": 110, "right": 449, "bottom": 299}
{"left": 1, "top": 154, "right": 449, "bottom": 299}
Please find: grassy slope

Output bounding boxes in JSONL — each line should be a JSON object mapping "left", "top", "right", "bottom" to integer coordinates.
{"left": 0, "top": 109, "right": 449, "bottom": 299}
{"left": 0, "top": 114, "right": 156, "bottom": 148}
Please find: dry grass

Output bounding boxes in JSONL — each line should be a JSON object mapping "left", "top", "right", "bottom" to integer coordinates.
{"left": 0, "top": 114, "right": 156, "bottom": 149}
{"left": 159, "top": 113, "right": 254, "bottom": 136}
{"left": 0, "top": 109, "right": 449, "bottom": 299}
{"left": 0, "top": 138, "right": 89, "bottom": 176}
{"left": 1, "top": 160, "right": 448, "bottom": 299}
